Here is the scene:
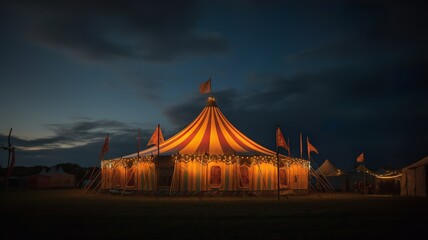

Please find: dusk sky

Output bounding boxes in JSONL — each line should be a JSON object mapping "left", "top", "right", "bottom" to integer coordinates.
{"left": 1, "top": 0, "right": 427, "bottom": 171}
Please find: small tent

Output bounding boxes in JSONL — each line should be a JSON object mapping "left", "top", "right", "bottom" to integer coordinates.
{"left": 25, "top": 167, "right": 51, "bottom": 188}
{"left": 48, "top": 166, "right": 76, "bottom": 188}
{"left": 315, "top": 159, "right": 347, "bottom": 192}
{"left": 316, "top": 159, "right": 343, "bottom": 177}
{"left": 25, "top": 166, "right": 76, "bottom": 188}
{"left": 401, "top": 156, "right": 428, "bottom": 197}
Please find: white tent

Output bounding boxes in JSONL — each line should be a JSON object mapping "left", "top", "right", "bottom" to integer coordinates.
{"left": 48, "top": 166, "right": 76, "bottom": 188}
{"left": 316, "top": 159, "right": 344, "bottom": 177}
{"left": 401, "top": 156, "right": 428, "bottom": 197}
{"left": 313, "top": 159, "right": 349, "bottom": 192}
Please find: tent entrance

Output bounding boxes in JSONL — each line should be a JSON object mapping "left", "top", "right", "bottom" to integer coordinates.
{"left": 158, "top": 157, "right": 174, "bottom": 187}
{"left": 159, "top": 166, "right": 173, "bottom": 186}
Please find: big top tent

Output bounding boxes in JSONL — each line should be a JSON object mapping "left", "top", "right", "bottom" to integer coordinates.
{"left": 101, "top": 97, "right": 309, "bottom": 195}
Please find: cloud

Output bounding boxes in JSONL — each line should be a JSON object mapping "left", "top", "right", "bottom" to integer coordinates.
{"left": 345, "top": 0, "right": 428, "bottom": 41}
{"left": 285, "top": 1, "right": 428, "bottom": 67}
{"left": 0, "top": 119, "right": 155, "bottom": 167}
{"left": 5, "top": 0, "right": 228, "bottom": 62}
{"left": 162, "top": 57, "right": 428, "bottom": 170}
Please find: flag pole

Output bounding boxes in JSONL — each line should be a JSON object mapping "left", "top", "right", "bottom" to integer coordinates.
{"left": 307, "top": 137, "right": 310, "bottom": 161}
{"left": 138, "top": 128, "right": 140, "bottom": 158}
{"left": 276, "top": 125, "right": 280, "bottom": 201}
{"left": 4, "top": 128, "right": 13, "bottom": 192}
{"left": 300, "top": 132, "right": 302, "bottom": 159}
{"left": 363, "top": 158, "right": 366, "bottom": 195}
{"left": 157, "top": 124, "right": 160, "bottom": 199}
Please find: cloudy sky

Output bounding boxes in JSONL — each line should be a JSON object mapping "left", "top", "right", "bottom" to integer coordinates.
{"left": 1, "top": 0, "right": 427, "bottom": 171}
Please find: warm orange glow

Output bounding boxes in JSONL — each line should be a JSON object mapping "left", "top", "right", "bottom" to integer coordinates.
{"left": 121, "top": 97, "right": 278, "bottom": 158}
{"left": 101, "top": 97, "right": 311, "bottom": 192}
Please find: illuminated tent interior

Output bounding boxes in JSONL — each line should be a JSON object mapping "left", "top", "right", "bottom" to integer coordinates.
{"left": 101, "top": 97, "right": 309, "bottom": 195}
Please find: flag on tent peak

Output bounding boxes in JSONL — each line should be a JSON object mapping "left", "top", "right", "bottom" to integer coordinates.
{"left": 276, "top": 126, "right": 290, "bottom": 155}
{"left": 356, "top": 152, "right": 364, "bottom": 163}
{"left": 199, "top": 78, "right": 211, "bottom": 95}
{"left": 147, "top": 124, "right": 164, "bottom": 147}
{"left": 307, "top": 137, "right": 319, "bottom": 155}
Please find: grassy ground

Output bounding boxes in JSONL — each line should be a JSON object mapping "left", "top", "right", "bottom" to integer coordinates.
{"left": 1, "top": 189, "right": 427, "bottom": 240}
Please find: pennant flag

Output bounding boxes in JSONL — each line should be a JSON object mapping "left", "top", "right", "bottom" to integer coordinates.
{"left": 147, "top": 124, "right": 165, "bottom": 147}
{"left": 6, "top": 149, "right": 15, "bottom": 178}
{"left": 276, "top": 126, "right": 290, "bottom": 154}
{"left": 99, "top": 134, "right": 109, "bottom": 160}
{"left": 199, "top": 78, "right": 211, "bottom": 95}
{"left": 356, "top": 152, "right": 364, "bottom": 163}
{"left": 307, "top": 137, "right": 319, "bottom": 155}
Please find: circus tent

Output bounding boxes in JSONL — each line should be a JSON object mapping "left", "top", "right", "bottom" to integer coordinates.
{"left": 101, "top": 97, "right": 309, "bottom": 195}
{"left": 125, "top": 97, "right": 277, "bottom": 157}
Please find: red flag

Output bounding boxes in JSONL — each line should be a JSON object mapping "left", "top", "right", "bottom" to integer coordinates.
{"left": 6, "top": 149, "right": 15, "bottom": 178}
{"left": 147, "top": 124, "right": 165, "bottom": 147}
{"left": 100, "top": 134, "right": 109, "bottom": 160}
{"left": 356, "top": 152, "right": 364, "bottom": 163}
{"left": 307, "top": 137, "right": 319, "bottom": 155}
{"left": 276, "top": 126, "right": 290, "bottom": 154}
{"left": 199, "top": 78, "right": 211, "bottom": 95}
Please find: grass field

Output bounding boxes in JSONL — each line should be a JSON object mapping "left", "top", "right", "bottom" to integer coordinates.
{"left": 1, "top": 189, "right": 427, "bottom": 240}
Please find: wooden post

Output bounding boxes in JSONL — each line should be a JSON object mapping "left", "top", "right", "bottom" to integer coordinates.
{"left": 2, "top": 128, "right": 13, "bottom": 192}
{"left": 276, "top": 125, "right": 280, "bottom": 201}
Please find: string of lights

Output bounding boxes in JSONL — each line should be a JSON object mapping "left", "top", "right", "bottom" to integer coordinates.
{"left": 101, "top": 153, "right": 309, "bottom": 169}
{"left": 356, "top": 166, "right": 402, "bottom": 179}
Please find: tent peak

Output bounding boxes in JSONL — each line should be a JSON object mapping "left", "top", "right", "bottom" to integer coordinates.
{"left": 206, "top": 96, "right": 217, "bottom": 107}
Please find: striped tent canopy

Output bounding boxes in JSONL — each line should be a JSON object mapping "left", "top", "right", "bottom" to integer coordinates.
{"left": 124, "top": 97, "right": 276, "bottom": 158}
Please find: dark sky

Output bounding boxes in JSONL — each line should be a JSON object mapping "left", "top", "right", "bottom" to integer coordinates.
{"left": 1, "top": 0, "right": 427, "bottom": 171}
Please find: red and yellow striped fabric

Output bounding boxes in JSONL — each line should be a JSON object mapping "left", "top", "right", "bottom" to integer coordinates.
{"left": 125, "top": 97, "right": 276, "bottom": 157}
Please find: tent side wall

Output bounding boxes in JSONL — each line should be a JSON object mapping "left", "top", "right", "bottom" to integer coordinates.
{"left": 250, "top": 162, "right": 277, "bottom": 191}
{"left": 171, "top": 161, "right": 208, "bottom": 192}
{"left": 400, "top": 156, "right": 428, "bottom": 197}
{"left": 25, "top": 175, "right": 51, "bottom": 189}
{"left": 169, "top": 161, "right": 304, "bottom": 192}
{"left": 49, "top": 173, "right": 75, "bottom": 188}
{"left": 287, "top": 164, "right": 309, "bottom": 190}
{"left": 102, "top": 159, "right": 309, "bottom": 193}
{"left": 101, "top": 162, "right": 156, "bottom": 191}
{"left": 401, "top": 166, "right": 427, "bottom": 197}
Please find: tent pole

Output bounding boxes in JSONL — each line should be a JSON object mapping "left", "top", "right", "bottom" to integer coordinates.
{"left": 300, "top": 132, "right": 302, "bottom": 159}
{"left": 276, "top": 152, "right": 280, "bottom": 201}
{"left": 157, "top": 124, "right": 160, "bottom": 199}
{"left": 276, "top": 124, "right": 280, "bottom": 200}
{"left": 170, "top": 159, "right": 177, "bottom": 200}
{"left": 3, "top": 128, "right": 13, "bottom": 192}
{"left": 199, "top": 158, "right": 203, "bottom": 200}
{"left": 363, "top": 161, "right": 366, "bottom": 195}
